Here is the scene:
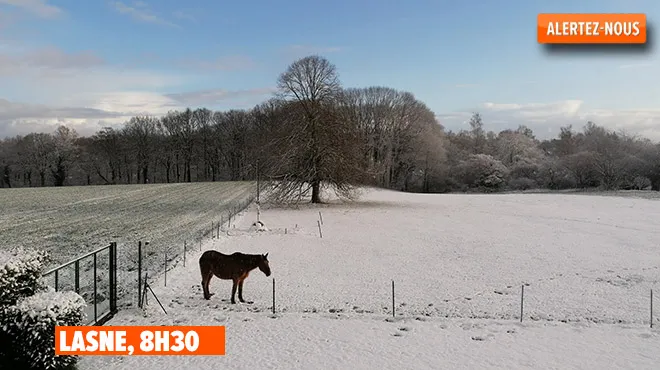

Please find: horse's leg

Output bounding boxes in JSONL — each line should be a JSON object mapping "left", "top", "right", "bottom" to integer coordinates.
{"left": 230, "top": 278, "right": 238, "bottom": 304}
{"left": 200, "top": 264, "right": 209, "bottom": 299}
{"left": 238, "top": 279, "right": 245, "bottom": 303}
{"left": 201, "top": 271, "right": 213, "bottom": 300}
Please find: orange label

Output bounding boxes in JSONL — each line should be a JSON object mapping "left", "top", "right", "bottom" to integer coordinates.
{"left": 55, "top": 325, "right": 226, "bottom": 356}
{"left": 537, "top": 13, "right": 647, "bottom": 44}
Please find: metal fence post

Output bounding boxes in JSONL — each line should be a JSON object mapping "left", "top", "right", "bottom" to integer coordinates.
{"left": 93, "top": 252, "right": 98, "bottom": 323}
{"left": 109, "top": 242, "right": 117, "bottom": 313}
{"left": 138, "top": 241, "right": 142, "bottom": 307}
{"left": 74, "top": 260, "right": 80, "bottom": 293}
{"left": 114, "top": 242, "right": 118, "bottom": 313}
{"left": 256, "top": 159, "right": 260, "bottom": 203}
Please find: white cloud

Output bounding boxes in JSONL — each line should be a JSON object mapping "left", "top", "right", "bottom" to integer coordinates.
{"left": 0, "top": 98, "right": 129, "bottom": 138}
{"left": 0, "top": 0, "right": 63, "bottom": 18}
{"left": 437, "top": 100, "right": 660, "bottom": 141}
{"left": 0, "top": 41, "right": 277, "bottom": 139}
{"left": 110, "top": 1, "right": 179, "bottom": 28}
{"left": 0, "top": 98, "right": 123, "bottom": 120}
{"left": 0, "top": 2, "right": 277, "bottom": 139}
{"left": 1, "top": 118, "right": 121, "bottom": 138}
{"left": 165, "top": 87, "right": 276, "bottom": 106}
{"left": 0, "top": 46, "right": 192, "bottom": 104}
{"left": 0, "top": 92, "right": 178, "bottom": 138}
{"left": 0, "top": 47, "right": 104, "bottom": 72}
{"left": 0, "top": 87, "right": 277, "bottom": 138}
{"left": 3, "top": 66, "right": 190, "bottom": 105}
{"left": 85, "top": 91, "right": 181, "bottom": 115}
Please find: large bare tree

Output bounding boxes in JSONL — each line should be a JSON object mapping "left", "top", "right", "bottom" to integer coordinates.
{"left": 271, "top": 55, "right": 365, "bottom": 203}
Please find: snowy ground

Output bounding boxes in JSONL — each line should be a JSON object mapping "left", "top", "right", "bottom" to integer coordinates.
{"left": 77, "top": 188, "right": 660, "bottom": 369}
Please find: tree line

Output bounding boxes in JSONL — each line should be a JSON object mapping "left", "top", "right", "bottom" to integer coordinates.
{"left": 1, "top": 55, "right": 659, "bottom": 201}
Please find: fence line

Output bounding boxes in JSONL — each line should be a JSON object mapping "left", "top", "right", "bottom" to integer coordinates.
{"left": 272, "top": 282, "right": 657, "bottom": 327}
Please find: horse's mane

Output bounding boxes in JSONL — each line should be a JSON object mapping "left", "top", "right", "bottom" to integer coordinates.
{"left": 229, "top": 252, "right": 263, "bottom": 265}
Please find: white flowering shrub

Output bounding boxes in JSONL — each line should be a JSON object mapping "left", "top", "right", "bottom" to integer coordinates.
{"left": 0, "top": 249, "right": 87, "bottom": 369}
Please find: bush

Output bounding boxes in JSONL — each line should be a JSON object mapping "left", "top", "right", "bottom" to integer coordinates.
{"left": 4, "top": 290, "right": 86, "bottom": 370}
{"left": 537, "top": 160, "right": 576, "bottom": 190}
{"left": 0, "top": 249, "right": 49, "bottom": 307}
{"left": 455, "top": 154, "right": 509, "bottom": 190}
{"left": 508, "top": 177, "right": 537, "bottom": 190}
{"left": 508, "top": 158, "right": 540, "bottom": 180}
{"left": 0, "top": 249, "right": 87, "bottom": 370}
{"left": 632, "top": 176, "right": 652, "bottom": 190}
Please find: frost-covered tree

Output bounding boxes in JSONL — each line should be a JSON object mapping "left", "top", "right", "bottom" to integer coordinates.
{"left": 455, "top": 153, "right": 509, "bottom": 191}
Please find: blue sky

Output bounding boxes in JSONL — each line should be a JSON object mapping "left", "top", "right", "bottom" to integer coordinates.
{"left": 0, "top": 0, "right": 659, "bottom": 139}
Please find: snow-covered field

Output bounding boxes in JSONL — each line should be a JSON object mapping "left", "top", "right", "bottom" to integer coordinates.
{"left": 0, "top": 182, "right": 255, "bottom": 308}
{"left": 77, "top": 188, "right": 660, "bottom": 370}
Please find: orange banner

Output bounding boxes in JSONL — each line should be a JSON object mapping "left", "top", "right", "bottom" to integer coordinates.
{"left": 537, "top": 13, "right": 647, "bottom": 44}
{"left": 55, "top": 325, "right": 226, "bottom": 356}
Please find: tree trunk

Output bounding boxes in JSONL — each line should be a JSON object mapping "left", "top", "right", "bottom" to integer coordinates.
{"left": 311, "top": 180, "right": 322, "bottom": 203}
{"left": 52, "top": 162, "right": 66, "bottom": 186}
{"left": 175, "top": 154, "right": 180, "bottom": 182}
{"left": 2, "top": 166, "right": 11, "bottom": 188}
{"left": 165, "top": 161, "right": 171, "bottom": 183}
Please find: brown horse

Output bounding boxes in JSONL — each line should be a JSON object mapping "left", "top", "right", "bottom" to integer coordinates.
{"left": 199, "top": 250, "right": 271, "bottom": 304}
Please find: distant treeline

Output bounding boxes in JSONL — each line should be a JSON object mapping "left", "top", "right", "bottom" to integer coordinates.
{"left": 1, "top": 55, "right": 659, "bottom": 200}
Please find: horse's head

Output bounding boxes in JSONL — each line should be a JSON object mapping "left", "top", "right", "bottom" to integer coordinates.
{"left": 258, "top": 253, "right": 271, "bottom": 277}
